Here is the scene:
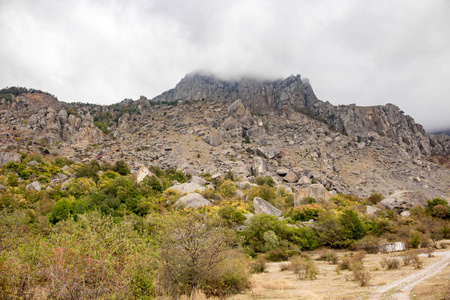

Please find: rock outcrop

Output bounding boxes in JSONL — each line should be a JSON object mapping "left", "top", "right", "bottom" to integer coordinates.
{"left": 153, "top": 72, "right": 450, "bottom": 157}
{"left": 253, "top": 197, "right": 282, "bottom": 217}
{"left": 379, "top": 190, "right": 428, "bottom": 213}
{"left": 294, "top": 184, "right": 331, "bottom": 206}
{"left": 0, "top": 152, "right": 21, "bottom": 166}
{"left": 175, "top": 193, "right": 211, "bottom": 208}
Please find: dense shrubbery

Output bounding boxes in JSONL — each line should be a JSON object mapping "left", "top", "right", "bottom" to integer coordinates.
{"left": 0, "top": 152, "right": 449, "bottom": 298}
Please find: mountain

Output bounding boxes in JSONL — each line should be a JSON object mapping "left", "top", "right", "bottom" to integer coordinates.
{"left": 0, "top": 73, "right": 449, "bottom": 200}
{"left": 155, "top": 72, "right": 450, "bottom": 158}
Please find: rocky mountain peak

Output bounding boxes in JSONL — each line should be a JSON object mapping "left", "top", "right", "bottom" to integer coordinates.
{"left": 154, "top": 73, "right": 449, "bottom": 158}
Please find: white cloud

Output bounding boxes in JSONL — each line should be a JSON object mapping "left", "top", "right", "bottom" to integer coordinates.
{"left": 0, "top": 0, "right": 449, "bottom": 131}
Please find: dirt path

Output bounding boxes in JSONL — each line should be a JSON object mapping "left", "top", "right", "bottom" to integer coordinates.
{"left": 368, "top": 250, "right": 450, "bottom": 300}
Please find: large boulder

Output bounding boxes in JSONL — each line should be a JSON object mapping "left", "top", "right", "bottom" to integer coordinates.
{"left": 227, "top": 99, "right": 247, "bottom": 119}
{"left": 379, "top": 190, "right": 428, "bottom": 213}
{"left": 283, "top": 171, "right": 299, "bottom": 183}
{"left": 294, "top": 183, "right": 331, "bottom": 206}
{"left": 175, "top": 193, "right": 211, "bottom": 208}
{"left": 253, "top": 197, "right": 282, "bottom": 217}
{"left": 136, "top": 166, "right": 154, "bottom": 184}
{"left": 252, "top": 157, "right": 268, "bottom": 176}
{"left": 169, "top": 182, "right": 206, "bottom": 195}
{"left": 203, "top": 130, "right": 223, "bottom": 147}
{"left": 256, "top": 146, "right": 281, "bottom": 159}
{"left": 26, "top": 181, "right": 42, "bottom": 192}
{"left": 0, "top": 152, "right": 21, "bottom": 166}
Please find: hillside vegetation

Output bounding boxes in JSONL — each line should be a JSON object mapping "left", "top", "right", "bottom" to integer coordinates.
{"left": 0, "top": 152, "right": 449, "bottom": 299}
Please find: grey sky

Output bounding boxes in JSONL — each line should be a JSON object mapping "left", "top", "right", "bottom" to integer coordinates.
{"left": 1, "top": 0, "right": 449, "bottom": 132}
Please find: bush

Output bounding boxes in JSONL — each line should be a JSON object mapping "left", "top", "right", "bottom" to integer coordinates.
{"left": 218, "top": 206, "right": 246, "bottom": 226}
{"left": 201, "top": 250, "right": 251, "bottom": 297}
{"left": 113, "top": 160, "right": 130, "bottom": 176}
{"left": 218, "top": 180, "right": 237, "bottom": 198}
{"left": 318, "top": 250, "right": 338, "bottom": 264}
{"left": 286, "top": 204, "right": 324, "bottom": 222}
{"left": 381, "top": 257, "right": 400, "bottom": 269}
{"left": 353, "top": 266, "right": 371, "bottom": 286}
{"left": 289, "top": 254, "right": 317, "bottom": 280}
{"left": 251, "top": 255, "right": 268, "bottom": 273}
{"left": 367, "top": 193, "right": 384, "bottom": 205}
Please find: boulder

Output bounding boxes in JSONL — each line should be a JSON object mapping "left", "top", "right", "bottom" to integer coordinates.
{"left": 227, "top": 99, "right": 247, "bottom": 119}
{"left": 379, "top": 190, "right": 428, "bottom": 213}
{"left": 253, "top": 197, "right": 282, "bottom": 217}
{"left": 203, "top": 130, "right": 223, "bottom": 147}
{"left": 252, "top": 157, "right": 268, "bottom": 176}
{"left": 169, "top": 182, "right": 206, "bottom": 194}
{"left": 175, "top": 193, "right": 211, "bottom": 208}
{"left": 366, "top": 205, "right": 381, "bottom": 215}
{"left": 190, "top": 176, "right": 207, "bottom": 185}
{"left": 26, "top": 181, "right": 42, "bottom": 192}
{"left": 136, "top": 166, "right": 154, "bottom": 184}
{"left": 294, "top": 183, "right": 331, "bottom": 206}
{"left": 276, "top": 168, "right": 290, "bottom": 176}
{"left": 298, "top": 176, "right": 311, "bottom": 185}
{"left": 283, "top": 171, "right": 299, "bottom": 183}
{"left": 256, "top": 146, "right": 280, "bottom": 159}
{"left": 0, "top": 152, "right": 21, "bottom": 166}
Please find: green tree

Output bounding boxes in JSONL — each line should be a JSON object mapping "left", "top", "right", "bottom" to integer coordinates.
{"left": 113, "top": 160, "right": 130, "bottom": 176}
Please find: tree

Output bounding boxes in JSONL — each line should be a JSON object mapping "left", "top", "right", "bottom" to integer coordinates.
{"left": 113, "top": 160, "right": 130, "bottom": 175}
{"left": 157, "top": 213, "right": 234, "bottom": 299}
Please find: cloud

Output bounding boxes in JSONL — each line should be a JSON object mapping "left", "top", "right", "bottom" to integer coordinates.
{"left": 0, "top": 0, "right": 449, "bottom": 131}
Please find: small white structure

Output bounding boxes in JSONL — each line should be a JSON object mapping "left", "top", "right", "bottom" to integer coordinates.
{"left": 379, "top": 242, "right": 406, "bottom": 253}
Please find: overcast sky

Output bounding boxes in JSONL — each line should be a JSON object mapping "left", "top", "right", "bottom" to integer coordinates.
{"left": 1, "top": 0, "right": 449, "bottom": 132}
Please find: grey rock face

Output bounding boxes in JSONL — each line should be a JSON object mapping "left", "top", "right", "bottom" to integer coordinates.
{"left": 366, "top": 205, "right": 381, "bottom": 215}
{"left": 252, "top": 157, "right": 268, "bottom": 176}
{"left": 26, "top": 181, "right": 42, "bottom": 191}
{"left": 175, "top": 193, "right": 211, "bottom": 208}
{"left": 253, "top": 197, "right": 282, "bottom": 217}
{"left": 0, "top": 152, "right": 22, "bottom": 166}
{"left": 153, "top": 72, "right": 449, "bottom": 157}
{"left": 379, "top": 190, "right": 428, "bottom": 213}
{"left": 294, "top": 184, "right": 331, "bottom": 206}
{"left": 256, "top": 146, "right": 281, "bottom": 160}
{"left": 283, "top": 171, "right": 299, "bottom": 183}
{"left": 203, "top": 130, "right": 223, "bottom": 147}
{"left": 169, "top": 182, "right": 206, "bottom": 194}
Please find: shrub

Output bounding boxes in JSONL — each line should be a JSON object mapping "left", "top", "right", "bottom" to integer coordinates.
{"left": 280, "top": 263, "right": 290, "bottom": 271}
{"left": 352, "top": 235, "right": 381, "bottom": 253}
{"left": 218, "top": 206, "right": 246, "bottom": 226}
{"left": 251, "top": 255, "right": 268, "bottom": 273}
{"left": 367, "top": 193, "right": 384, "bottom": 205}
{"left": 381, "top": 257, "right": 400, "bottom": 269}
{"left": 218, "top": 180, "right": 237, "bottom": 198}
{"left": 201, "top": 250, "right": 251, "bottom": 297}
{"left": 353, "top": 266, "right": 371, "bottom": 286}
{"left": 286, "top": 204, "right": 324, "bottom": 222}
{"left": 409, "top": 231, "right": 422, "bottom": 248}
{"left": 318, "top": 250, "right": 339, "bottom": 264}
{"left": 113, "top": 160, "right": 130, "bottom": 176}
{"left": 264, "top": 247, "right": 297, "bottom": 262}
{"left": 289, "top": 254, "right": 317, "bottom": 280}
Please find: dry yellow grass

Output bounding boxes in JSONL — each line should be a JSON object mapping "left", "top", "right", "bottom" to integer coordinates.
{"left": 227, "top": 248, "right": 448, "bottom": 300}
{"left": 410, "top": 264, "right": 450, "bottom": 300}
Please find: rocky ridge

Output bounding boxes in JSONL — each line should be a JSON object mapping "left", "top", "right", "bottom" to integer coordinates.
{"left": 0, "top": 74, "right": 449, "bottom": 201}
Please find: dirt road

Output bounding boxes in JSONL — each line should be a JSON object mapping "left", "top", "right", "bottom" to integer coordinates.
{"left": 368, "top": 250, "right": 450, "bottom": 300}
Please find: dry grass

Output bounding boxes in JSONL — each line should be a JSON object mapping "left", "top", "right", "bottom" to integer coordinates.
{"left": 410, "top": 264, "right": 450, "bottom": 300}
{"left": 226, "top": 248, "right": 447, "bottom": 300}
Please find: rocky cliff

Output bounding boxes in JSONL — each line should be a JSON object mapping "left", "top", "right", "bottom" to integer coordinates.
{"left": 154, "top": 72, "right": 449, "bottom": 158}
